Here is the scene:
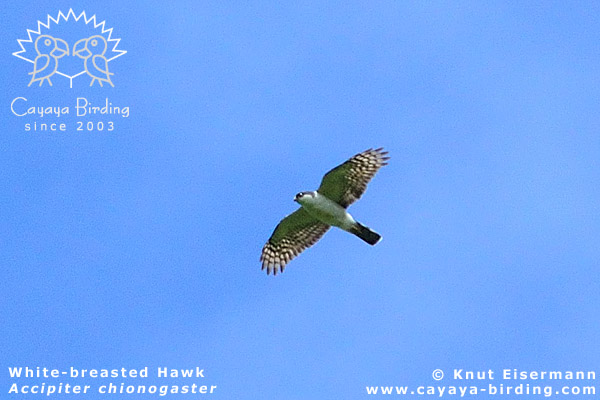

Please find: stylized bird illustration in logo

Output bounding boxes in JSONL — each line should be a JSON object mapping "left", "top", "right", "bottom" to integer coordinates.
{"left": 260, "top": 148, "right": 389, "bottom": 275}
{"left": 73, "top": 35, "right": 114, "bottom": 87}
{"left": 28, "top": 35, "right": 69, "bottom": 87}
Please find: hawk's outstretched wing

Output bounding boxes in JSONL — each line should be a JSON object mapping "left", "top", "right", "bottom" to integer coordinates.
{"left": 260, "top": 208, "right": 330, "bottom": 275}
{"left": 317, "top": 147, "right": 389, "bottom": 208}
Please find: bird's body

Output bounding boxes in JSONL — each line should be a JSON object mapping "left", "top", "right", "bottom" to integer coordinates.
{"left": 295, "top": 191, "right": 355, "bottom": 230}
{"left": 28, "top": 35, "right": 68, "bottom": 87}
{"left": 29, "top": 54, "right": 53, "bottom": 85}
{"left": 87, "top": 54, "right": 113, "bottom": 86}
{"left": 73, "top": 35, "right": 114, "bottom": 87}
{"left": 260, "top": 148, "right": 389, "bottom": 275}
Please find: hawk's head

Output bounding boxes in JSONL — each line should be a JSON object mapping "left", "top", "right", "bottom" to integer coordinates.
{"left": 294, "top": 191, "right": 316, "bottom": 204}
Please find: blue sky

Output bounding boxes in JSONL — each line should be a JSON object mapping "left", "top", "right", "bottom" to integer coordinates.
{"left": 2, "top": 1, "right": 599, "bottom": 399}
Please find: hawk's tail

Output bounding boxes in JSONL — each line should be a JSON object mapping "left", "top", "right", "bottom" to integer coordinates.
{"left": 351, "top": 222, "right": 381, "bottom": 245}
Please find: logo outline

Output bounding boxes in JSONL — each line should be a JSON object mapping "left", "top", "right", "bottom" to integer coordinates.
{"left": 13, "top": 9, "right": 126, "bottom": 88}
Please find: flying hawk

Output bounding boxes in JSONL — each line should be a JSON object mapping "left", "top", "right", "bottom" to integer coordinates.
{"left": 260, "top": 147, "right": 389, "bottom": 275}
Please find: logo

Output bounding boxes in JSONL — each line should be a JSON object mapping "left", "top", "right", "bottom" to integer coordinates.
{"left": 13, "top": 9, "right": 126, "bottom": 88}
{"left": 10, "top": 9, "right": 131, "bottom": 133}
